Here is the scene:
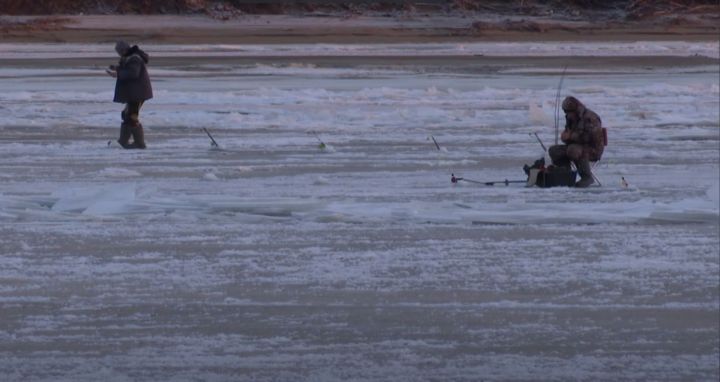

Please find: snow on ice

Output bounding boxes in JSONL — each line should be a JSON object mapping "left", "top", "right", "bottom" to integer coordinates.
{"left": 0, "top": 41, "right": 718, "bottom": 380}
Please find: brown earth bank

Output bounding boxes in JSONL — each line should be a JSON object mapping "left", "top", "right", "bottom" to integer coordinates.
{"left": 0, "top": 14, "right": 717, "bottom": 44}
{"left": 0, "top": 1, "right": 718, "bottom": 43}
{"left": 0, "top": 0, "right": 718, "bottom": 18}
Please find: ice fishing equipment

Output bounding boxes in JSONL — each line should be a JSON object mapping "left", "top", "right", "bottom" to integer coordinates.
{"left": 554, "top": 65, "right": 568, "bottom": 146}
{"left": 452, "top": 156, "right": 577, "bottom": 188}
{"left": 588, "top": 127, "right": 609, "bottom": 186}
{"left": 523, "top": 157, "right": 577, "bottom": 188}
{"left": 529, "top": 132, "right": 547, "bottom": 152}
{"left": 311, "top": 131, "right": 327, "bottom": 150}
{"left": 451, "top": 173, "right": 528, "bottom": 186}
{"left": 203, "top": 127, "right": 219, "bottom": 148}
{"left": 429, "top": 135, "right": 441, "bottom": 151}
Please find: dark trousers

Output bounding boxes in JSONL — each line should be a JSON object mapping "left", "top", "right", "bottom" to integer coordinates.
{"left": 549, "top": 143, "right": 601, "bottom": 167}
{"left": 118, "top": 101, "right": 146, "bottom": 149}
{"left": 121, "top": 101, "right": 143, "bottom": 123}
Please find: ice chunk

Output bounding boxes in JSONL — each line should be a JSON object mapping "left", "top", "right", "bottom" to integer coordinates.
{"left": 51, "top": 184, "right": 136, "bottom": 216}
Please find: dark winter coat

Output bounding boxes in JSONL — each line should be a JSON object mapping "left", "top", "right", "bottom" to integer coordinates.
{"left": 113, "top": 46, "right": 153, "bottom": 103}
{"left": 560, "top": 96, "right": 604, "bottom": 161}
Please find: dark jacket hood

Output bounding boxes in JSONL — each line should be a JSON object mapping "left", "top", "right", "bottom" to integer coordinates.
{"left": 562, "top": 96, "right": 586, "bottom": 116}
{"left": 124, "top": 45, "right": 149, "bottom": 64}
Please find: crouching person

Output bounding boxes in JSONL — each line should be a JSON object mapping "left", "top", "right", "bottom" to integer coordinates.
{"left": 548, "top": 96, "right": 604, "bottom": 188}
{"left": 107, "top": 41, "right": 153, "bottom": 149}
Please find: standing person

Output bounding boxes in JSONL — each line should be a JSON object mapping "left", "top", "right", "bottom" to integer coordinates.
{"left": 106, "top": 41, "right": 153, "bottom": 149}
{"left": 548, "top": 96, "right": 604, "bottom": 188}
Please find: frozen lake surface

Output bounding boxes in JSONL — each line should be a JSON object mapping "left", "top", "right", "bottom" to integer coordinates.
{"left": 0, "top": 43, "right": 718, "bottom": 381}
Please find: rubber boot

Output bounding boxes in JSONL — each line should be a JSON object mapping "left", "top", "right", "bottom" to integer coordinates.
{"left": 117, "top": 122, "right": 133, "bottom": 149}
{"left": 575, "top": 159, "right": 595, "bottom": 188}
{"left": 130, "top": 123, "right": 146, "bottom": 149}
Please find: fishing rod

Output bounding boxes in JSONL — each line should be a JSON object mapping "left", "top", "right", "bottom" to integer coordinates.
{"left": 529, "top": 132, "right": 547, "bottom": 152}
{"left": 203, "top": 127, "right": 220, "bottom": 148}
{"left": 451, "top": 173, "right": 526, "bottom": 186}
{"left": 429, "top": 135, "right": 441, "bottom": 151}
{"left": 554, "top": 65, "right": 568, "bottom": 146}
{"left": 310, "top": 131, "right": 327, "bottom": 149}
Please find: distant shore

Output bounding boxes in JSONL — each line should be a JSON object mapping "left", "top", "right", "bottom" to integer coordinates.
{"left": 1, "top": 14, "right": 718, "bottom": 44}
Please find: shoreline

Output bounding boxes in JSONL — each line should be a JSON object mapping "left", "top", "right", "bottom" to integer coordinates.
{"left": 1, "top": 56, "right": 717, "bottom": 72}
{"left": 1, "top": 14, "right": 718, "bottom": 44}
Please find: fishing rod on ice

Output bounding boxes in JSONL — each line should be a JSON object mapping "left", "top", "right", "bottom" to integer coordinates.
{"left": 440, "top": 136, "right": 526, "bottom": 186}
{"left": 203, "top": 127, "right": 220, "bottom": 148}
{"left": 309, "top": 131, "right": 327, "bottom": 149}
{"left": 428, "top": 135, "right": 441, "bottom": 151}
{"left": 451, "top": 173, "right": 526, "bottom": 186}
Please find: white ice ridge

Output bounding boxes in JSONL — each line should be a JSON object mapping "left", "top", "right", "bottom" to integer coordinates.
{"left": 1, "top": 184, "right": 717, "bottom": 225}
{"left": 1, "top": 41, "right": 718, "bottom": 59}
